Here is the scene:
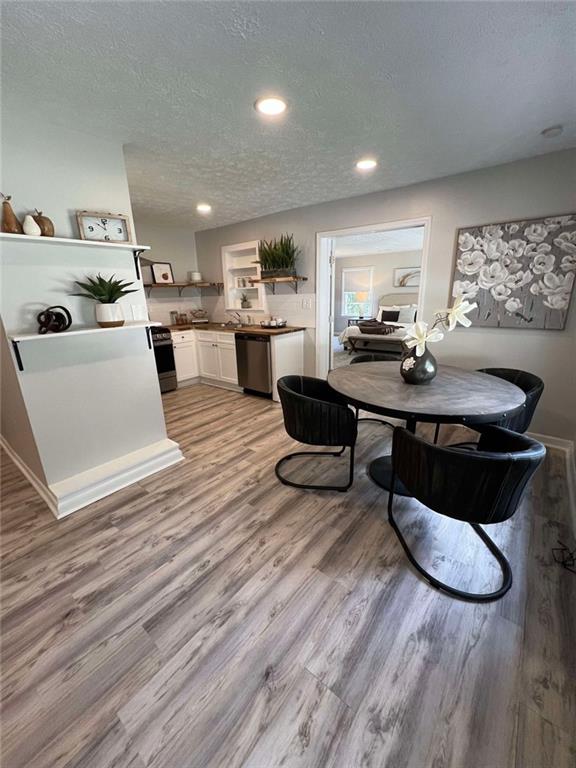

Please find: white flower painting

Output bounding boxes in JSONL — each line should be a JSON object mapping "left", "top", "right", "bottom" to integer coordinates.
{"left": 450, "top": 214, "right": 576, "bottom": 329}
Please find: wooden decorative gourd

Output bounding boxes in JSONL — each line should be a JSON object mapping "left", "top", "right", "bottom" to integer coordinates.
{"left": 1, "top": 193, "right": 23, "bottom": 234}
{"left": 33, "top": 209, "right": 55, "bottom": 237}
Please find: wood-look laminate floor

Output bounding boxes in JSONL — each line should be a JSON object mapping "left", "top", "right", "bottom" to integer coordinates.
{"left": 1, "top": 384, "right": 575, "bottom": 768}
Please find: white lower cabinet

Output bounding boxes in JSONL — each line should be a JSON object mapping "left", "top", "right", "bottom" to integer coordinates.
{"left": 172, "top": 331, "right": 199, "bottom": 382}
{"left": 217, "top": 343, "right": 239, "bottom": 384}
{"left": 198, "top": 341, "right": 220, "bottom": 379}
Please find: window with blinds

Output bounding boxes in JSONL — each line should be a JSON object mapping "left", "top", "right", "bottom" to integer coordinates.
{"left": 341, "top": 266, "right": 374, "bottom": 317}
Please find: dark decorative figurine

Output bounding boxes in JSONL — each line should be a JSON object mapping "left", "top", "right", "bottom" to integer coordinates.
{"left": 37, "top": 306, "right": 72, "bottom": 334}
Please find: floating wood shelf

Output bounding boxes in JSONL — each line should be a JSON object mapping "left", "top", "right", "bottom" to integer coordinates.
{"left": 143, "top": 282, "right": 223, "bottom": 297}
{"left": 9, "top": 322, "right": 161, "bottom": 372}
{"left": 249, "top": 276, "right": 308, "bottom": 294}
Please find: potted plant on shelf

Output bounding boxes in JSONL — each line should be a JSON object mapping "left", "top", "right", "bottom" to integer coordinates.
{"left": 240, "top": 292, "right": 252, "bottom": 309}
{"left": 258, "top": 233, "right": 300, "bottom": 278}
{"left": 72, "top": 273, "right": 138, "bottom": 328}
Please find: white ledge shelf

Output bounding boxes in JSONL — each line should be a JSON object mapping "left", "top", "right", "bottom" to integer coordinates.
{"left": 0, "top": 232, "right": 150, "bottom": 252}
{"left": 9, "top": 322, "right": 160, "bottom": 372}
{"left": 10, "top": 321, "right": 160, "bottom": 343}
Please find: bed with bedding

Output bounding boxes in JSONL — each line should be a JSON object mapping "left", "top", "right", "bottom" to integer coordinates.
{"left": 338, "top": 292, "right": 418, "bottom": 357}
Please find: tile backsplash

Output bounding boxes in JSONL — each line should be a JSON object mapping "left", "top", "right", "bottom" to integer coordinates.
{"left": 202, "top": 292, "right": 316, "bottom": 328}
{"left": 147, "top": 296, "right": 202, "bottom": 325}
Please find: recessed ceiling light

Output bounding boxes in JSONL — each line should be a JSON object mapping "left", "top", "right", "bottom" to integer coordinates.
{"left": 254, "top": 97, "right": 287, "bottom": 116}
{"left": 196, "top": 203, "right": 212, "bottom": 214}
{"left": 541, "top": 125, "right": 563, "bottom": 138}
{"left": 356, "top": 157, "right": 378, "bottom": 171}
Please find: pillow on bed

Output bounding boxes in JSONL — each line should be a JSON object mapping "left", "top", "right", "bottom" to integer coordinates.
{"left": 377, "top": 305, "right": 405, "bottom": 321}
{"left": 397, "top": 306, "right": 417, "bottom": 323}
{"left": 379, "top": 310, "right": 400, "bottom": 322}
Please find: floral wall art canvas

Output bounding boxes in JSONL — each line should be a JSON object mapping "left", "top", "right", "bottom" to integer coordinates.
{"left": 450, "top": 214, "right": 575, "bottom": 330}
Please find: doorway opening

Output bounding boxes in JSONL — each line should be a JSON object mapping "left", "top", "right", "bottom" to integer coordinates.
{"left": 315, "top": 218, "right": 431, "bottom": 376}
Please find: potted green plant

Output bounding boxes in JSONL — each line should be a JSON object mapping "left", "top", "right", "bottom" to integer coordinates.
{"left": 258, "top": 233, "right": 300, "bottom": 278}
{"left": 72, "top": 273, "right": 138, "bottom": 328}
{"left": 240, "top": 292, "right": 252, "bottom": 309}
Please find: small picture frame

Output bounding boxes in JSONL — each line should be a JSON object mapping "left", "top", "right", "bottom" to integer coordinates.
{"left": 76, "top": 211, "right": 132, "bottom": 243}
{"left": 151, "top": 262, "right": 175, "bottom": 284}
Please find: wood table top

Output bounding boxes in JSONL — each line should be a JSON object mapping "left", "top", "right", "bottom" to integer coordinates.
{"left": 328, "top": 362, "right": 526, "bottom": 423}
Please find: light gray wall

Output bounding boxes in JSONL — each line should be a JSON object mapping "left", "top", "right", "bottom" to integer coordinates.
{"left": 0, "top": 116, "right": 170, "bottom": 485}
{"left": 196, "top": 149, "right": 576, "bottom": 441}
{"left": 132, "top": 214, "right": 201, "bottom": 324}
{"left": 334, "top": 250, "right": 422, "bottom": 333}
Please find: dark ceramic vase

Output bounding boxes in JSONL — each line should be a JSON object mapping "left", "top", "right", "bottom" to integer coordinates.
{"left": 400, "top": 347, "right": 437, "bottom": 385}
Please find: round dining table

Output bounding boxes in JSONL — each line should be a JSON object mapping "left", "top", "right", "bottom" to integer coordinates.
{"left": 327, "top": 362, "right": 526, "bottom": 496}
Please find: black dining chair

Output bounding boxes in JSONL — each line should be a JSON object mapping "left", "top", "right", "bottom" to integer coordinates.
{"left": 388, "top": 424, "right": 546, "bottom": 602}
{"left": 350, "top": 352, "right": 401, "bottom": 363}
{"left": 478, "top": 368, "right": 544, "bottom": 433}
{"left": 275, "top": 375, "right": 357, "bottom": 492}
{"left": 434, "top": 367, "right": 544, "bottom": 445}
{"left": 349, "top": 354, "right": 397, "bottom": 430}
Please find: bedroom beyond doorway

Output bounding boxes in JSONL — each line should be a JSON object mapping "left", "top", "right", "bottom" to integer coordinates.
{"left": 316, "top": 221, "right": 428, "bottom": 372}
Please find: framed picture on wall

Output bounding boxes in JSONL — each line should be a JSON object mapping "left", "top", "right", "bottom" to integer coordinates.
{"left": 449, "top": 213, "right": 576, "bottom": 330}
{"left": 151, "top": 262, "right": 175, "bottom": 284}
{"left": 393, "top": 267, "right": 421, "bottom": 288}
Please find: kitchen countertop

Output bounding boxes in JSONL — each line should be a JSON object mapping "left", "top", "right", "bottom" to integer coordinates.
{"left": 167, "top": 323, "right": 306, "bottom": 336}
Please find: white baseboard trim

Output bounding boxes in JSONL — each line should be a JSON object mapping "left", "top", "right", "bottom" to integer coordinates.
{"left": 1, "top": 436, "right": 184, "bottom": 519}
{"left": 528, "top": 431, "right": 576, "bottom": 536}
{"left": 199, "top": 377, "right": 242, "bottom": 393}
{"left": 0, "top": 436, "right": 58, "bottom": 512}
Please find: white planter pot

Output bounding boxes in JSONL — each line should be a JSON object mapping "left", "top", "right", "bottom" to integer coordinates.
{"left": 96, "top": 304, "right": 124, "bottom": 328}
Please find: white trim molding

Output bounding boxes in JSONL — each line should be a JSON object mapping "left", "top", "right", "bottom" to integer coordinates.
{"left": 528, "top": 431, "right": 576, "bottom": 536}
{"left": 315, "top": 216, "right": 432, "bottom": 378}
{"left": 1, "top": 435, "right": 183, "bottom": 519}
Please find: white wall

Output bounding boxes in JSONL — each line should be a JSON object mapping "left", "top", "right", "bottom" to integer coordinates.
{"left": 132, "top": 214, "right": 202, "bottom": 324}
{"left": 196, "top": 150, "right": 576, "bottom": 441}
{"left": 0, "top": 115, "right": 179, "bottom": 512}
{"left": 333, "top": 250, "right": 422, "bottom": 333}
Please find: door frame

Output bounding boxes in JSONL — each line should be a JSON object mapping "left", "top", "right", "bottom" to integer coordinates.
{"left": 315, "top": 216, "right": 432, "bottom": 377}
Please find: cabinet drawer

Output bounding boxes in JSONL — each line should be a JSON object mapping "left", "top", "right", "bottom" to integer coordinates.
{"left": 195, "top": 331, "right": 217, "bottom": 342}
{"left": 172, "top": 330, "right": 196, "bottom": 344}
{"left": 216, "top": 332, "right": 235, "bottom": 345}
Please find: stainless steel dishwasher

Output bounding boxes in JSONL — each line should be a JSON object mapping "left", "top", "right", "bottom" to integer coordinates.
{"left": 235, "top": 333, "right": 272, "bottom": 395}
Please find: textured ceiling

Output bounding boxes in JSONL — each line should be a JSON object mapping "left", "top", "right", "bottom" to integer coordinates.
{"left": 333, "top": 227, "right": 424, "bottom": 257}
{"left": 2, "top": 2, "right": 575, "bottom": 231}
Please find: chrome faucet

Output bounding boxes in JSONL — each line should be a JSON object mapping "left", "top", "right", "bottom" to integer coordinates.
{"left": 226, "top": 311, "right": 243, "bottom": 327}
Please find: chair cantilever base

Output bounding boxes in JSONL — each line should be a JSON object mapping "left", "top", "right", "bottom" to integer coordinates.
{"left": 388, "top": 488, "right": 513, "bottom": 602}
{"left": 275, "top": 446, "right": 355, "bottom": 492}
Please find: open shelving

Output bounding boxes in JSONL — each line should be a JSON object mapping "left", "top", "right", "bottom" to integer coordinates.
{"left": 9, "top": 322, "right": 161, "bottom": 372}
{"left": 249, "top": 276, "right": 308, "bottom": 294}
{"left": 143, "top": 282, "right": 223, "bottom": 298}
{"left": 0, "top": 232, "right": 151, "bottom": 280}
{"left": 221, "top": 241, "right": 266, "bottom": 311}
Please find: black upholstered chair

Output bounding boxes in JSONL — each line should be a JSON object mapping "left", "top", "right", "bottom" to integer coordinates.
{"left": 349, "top": 354, "right": 396, "bottom": 429}
{"left": 478, "top": 368, "right": 544, "bottom": 433}
{"left": 388, "top": 425, "right": 546, "bottom": 601}
{"left": 276, "top": 375, "right": 357, "bottom": 491}
{"left": 435, "top": 367, "right": 544, "bottom": 445}
{"left": 350, "top": 352, "right": 400, "bottom": 363}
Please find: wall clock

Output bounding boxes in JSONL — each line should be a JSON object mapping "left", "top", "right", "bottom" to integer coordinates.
{"left": 76, "top": 210, "right": 132, "bottom": 243}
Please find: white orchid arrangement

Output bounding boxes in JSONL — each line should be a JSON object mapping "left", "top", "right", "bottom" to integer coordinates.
{"left": 402, "top": 296, "right": 477, "bottom": 357}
